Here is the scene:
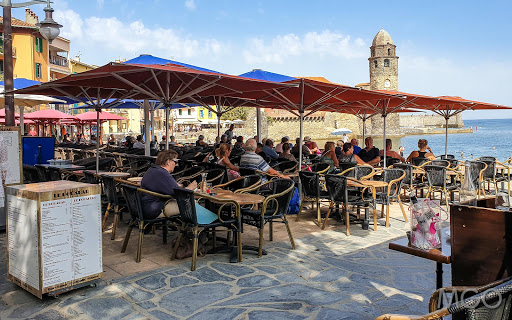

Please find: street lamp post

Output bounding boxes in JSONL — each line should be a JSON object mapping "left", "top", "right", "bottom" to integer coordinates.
{"left": 1, "top": 0, "right": 61, "bottom": 126}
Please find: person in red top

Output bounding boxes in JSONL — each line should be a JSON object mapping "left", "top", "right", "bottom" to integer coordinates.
{"left": 304, "top": 136, "right": 321, "bottom": 155}
{"left": 28, "top": 126, "right": 37, "bottom": 136}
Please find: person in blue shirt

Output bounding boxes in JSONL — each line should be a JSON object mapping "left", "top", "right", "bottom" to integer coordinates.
{"left": 140, "top": 150, "right": 197, "bottom": 219}
{"left": 351, "top": 138, "right": 362, "bottom": 155}
{"left": 262, "top": 138, "right": 279, "bottom": 165}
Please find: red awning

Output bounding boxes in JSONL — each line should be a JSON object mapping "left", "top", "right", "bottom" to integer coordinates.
{"left": 76, "top": 111, "right": 126, "bottom": 122}
{"left": 24, "top": 109, "right": 77, "bottom": 122}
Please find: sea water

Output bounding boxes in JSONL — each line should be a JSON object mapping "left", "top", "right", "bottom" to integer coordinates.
{"left": 314, "top": 119, "right": 512, "bottom": 162}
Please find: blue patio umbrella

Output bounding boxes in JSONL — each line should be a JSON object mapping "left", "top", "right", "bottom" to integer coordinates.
{"left": 238, "top": 69, "right": 296, "bottom": 83}
{"left": 0, "top": 78, "right": 40, "bottom": 89}
{"left": 124, "top": 54, "right": 223, "bottom": 74}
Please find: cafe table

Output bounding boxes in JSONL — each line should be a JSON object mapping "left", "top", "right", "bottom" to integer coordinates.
{"left": 196, "top": 189, "right": 265, "bottom": 262}
{"left": 40, "top": 164, "right": 85, "bottom": 171}
{"left": 389, "top": 228, "right": 451, "bottom": 289}
{"left": 101, "top": 172, "right": 131, "bottom": 178}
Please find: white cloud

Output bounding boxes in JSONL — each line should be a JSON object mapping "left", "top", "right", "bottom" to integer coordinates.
{"left": 185, "top": 0, "right": 196, "bottom": 11}
{"left": 243, "top": 30, "right": 367, "bottom": 64}
{"left": 54, "top": 9, "right": 84, "bottom": 40}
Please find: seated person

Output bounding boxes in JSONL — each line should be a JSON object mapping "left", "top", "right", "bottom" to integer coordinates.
{"left": 275, "top": 136, "right": 291, "bottom": 154}
{"left": 304, "top": 136, "right": 321, "bottom": 155}
{"left": 407, "top": 139, "right": 436, "bottom": 163}
{"left": 319, "top": 141, "right": 339, "bottom": 173}
{"left": 195, "top": 135, "right": 208, "bottom": 147}
{"left": 351, "top": 138, "right": 361, "bottom": 155}
{"left": 291, "top": 137, "right": 311, "bottom": 156}
{"left": 339, "top": 142, "right": 366, "bottom": 165}
{"left": 216, "top": 143, "right": 240, "bottom": 180}
{"left": 133, "top": 135, "right": 144, "bottom": 149}
{"left": 240, "top": 139, "right": 289, "bottom": 179}
{"left": 234, "top": 136, "right": 244, "bottom": 149}
{"left": 278, "top": 143, "right": 296, "bottom": 162}
{"left": 358, "top": 137, "right": 381, "bottom": 165}
{"left": 379, "top": 139, "right": 405, "bottom": 162}
{"left": 335, "top": 140, "right": 343, "bottom": 157}
{"left": 140, "top": 150, "right": 197, "bottom": 219}
{"left": 262, "top": 138, "right": 279, "bottom": 163}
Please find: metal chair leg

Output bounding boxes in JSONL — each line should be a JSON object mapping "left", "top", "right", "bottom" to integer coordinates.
{"left": 258, "top": 228, "right": 264, "bottom": 258}
{"left": 102, "top": 203, "right": 111, "bottom": 231}
{"left": 345, "top": 202, "right": 350, "bottom": 236}
{"left": 398, "top": 199, "right": 408, "bottom": 222}
{"left": 269, "top": 221, "right": 273, "bottom": 241}
{"left": 121, "top": 220, "right": 134, "bottom": 253}
{"left": 296, "top": 199, "right": 305, "bottom": 222}
{"left": 191, "top": 226, "right": 199, "bottom": 271}
{"left": 385, "top": 203, "right": 390, "bottom": 227}
{"left": 321, "top": 202, "right": 333, "bottom": 230}
{"left": 111, "top": 205, "right": 119, "bottom": 240}
{"left": 283, "top": 215, "right": 295, "bottom": 250}
{"left": 171, "top": 223, "right": 185, "bottom": 261}
{"left": 316, "top": 198, "right": 321, "bottom": 226}
{"left": 136, "top": 221, "right": 144, "bottom": 263}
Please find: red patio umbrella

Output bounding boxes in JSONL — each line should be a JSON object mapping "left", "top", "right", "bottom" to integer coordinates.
{"left": 75, "top": 111, "right": 126, "bottom": 122}
{"left": 24, "top": 109, "right": 77, "bottom": 121}
{"left": 0, "top": 109, "right": 20, "bottom": 118}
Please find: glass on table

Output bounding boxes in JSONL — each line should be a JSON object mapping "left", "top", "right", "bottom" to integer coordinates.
{"left": 495, "top": 192, "right": 511, "bottom": 211}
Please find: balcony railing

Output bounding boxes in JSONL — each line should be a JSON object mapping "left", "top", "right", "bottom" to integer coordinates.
{"left": 0, "top": 45, "right": 17, "bottom": 57}
{"left": 49, "top": 55, "right": 69, "bottom": 68}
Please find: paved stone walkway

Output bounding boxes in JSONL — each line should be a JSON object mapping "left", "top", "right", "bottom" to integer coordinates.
{"left": 0, "top": 207, "right": 451, "bottom": 320}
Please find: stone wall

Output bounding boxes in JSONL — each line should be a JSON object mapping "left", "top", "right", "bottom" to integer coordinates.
{"left": 400, "top": 113, "right": 464, "bottom": 128}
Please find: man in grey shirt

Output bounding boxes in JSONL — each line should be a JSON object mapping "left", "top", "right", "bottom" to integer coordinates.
{"left": 224, "top": 124, "right": 235, "bottom": 143}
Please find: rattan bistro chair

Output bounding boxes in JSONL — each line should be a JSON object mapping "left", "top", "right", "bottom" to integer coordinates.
{"left": 377, "top": 277, "right": 512, "bottom": 320}
{"left": 240, "top": 179, "right": 296, "bottom": 257}
{"left": 467, "top": 160, "right": 488, "bottom": 197}
{"left": 119, "top": 184, "right": 175, "bottom": 263}
{"left": 375, "top": 168, "right": 408, "bottom": 227}
{"left": 101, "top": 174, "right": 127, "bottom": 240}
{"left": 323, "top": 174, "right": 374, "bottom": 235}
{"left": 423, "top": 165, "right": 459, "bottom": 210}
{"left": 476, "top": 156, "right": 499, "bottom": 193}
{"left": 172, "top": 188, "right": 242, "bottom": 271}
{"left": 296, "top": 171, "right": 330, "bottom": 225}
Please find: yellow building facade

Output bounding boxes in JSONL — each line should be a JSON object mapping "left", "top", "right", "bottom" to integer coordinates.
{"left": 196, "top": 106, "right": 217, "bottom": 122}
{"left": 0, "top": 16, "right": 49, "bottom": 82}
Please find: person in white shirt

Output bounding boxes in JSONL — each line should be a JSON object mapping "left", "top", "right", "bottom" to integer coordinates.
{"left": 133, "top": 135, "right": 145, "bottom": 149}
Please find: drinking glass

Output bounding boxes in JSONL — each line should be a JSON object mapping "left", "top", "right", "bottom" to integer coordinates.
{"left": 495, "top": 192, "right": 511, "bottom": 211}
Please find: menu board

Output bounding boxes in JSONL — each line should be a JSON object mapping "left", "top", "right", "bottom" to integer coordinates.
{"left": 40, "top": 199, "right": 73, "bottom": 288}
{"left": 7, "top": 195, "right": 40, "bottom": 290}
{"left": 0, "top": 128, "right": 21, "bottom": 185}
{"left": 70, "top": 195, "right": 102, "bottom": 279}
{"left": 40, "top": 195, "right": 102, "bottom": 287}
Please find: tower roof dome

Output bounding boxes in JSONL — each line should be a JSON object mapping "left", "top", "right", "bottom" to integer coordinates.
{"left": 372, "top": 29, "right": 393, "bottom": 46}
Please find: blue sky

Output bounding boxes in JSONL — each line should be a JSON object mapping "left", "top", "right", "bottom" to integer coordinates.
{"left": 13, "top": 0, "right": 512, "bottom": 119}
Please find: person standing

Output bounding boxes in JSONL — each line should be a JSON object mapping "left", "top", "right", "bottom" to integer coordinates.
{"left": 224, "top": 124, "right": 235, "bottom": 143}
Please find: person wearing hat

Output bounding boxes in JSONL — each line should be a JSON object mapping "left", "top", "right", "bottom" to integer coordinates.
{"left": 195, "top": 134, "right": 208, "bottom": 147}
{"left": 304, "top": 136, "right": 321, "bottom": 155}
{"left": 291, "top": 137, "right": 311, "bottom": 156}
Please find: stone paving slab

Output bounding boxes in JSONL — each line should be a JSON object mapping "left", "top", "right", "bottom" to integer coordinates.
{"left": 0, "top": 203, "right": 451, "bottom": 319}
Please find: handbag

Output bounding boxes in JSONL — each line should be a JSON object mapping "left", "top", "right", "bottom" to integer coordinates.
{"left": 171, "top": 232, "right": 211, "bottom": 259}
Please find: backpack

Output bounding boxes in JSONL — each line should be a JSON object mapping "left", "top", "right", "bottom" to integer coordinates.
{"left": 287, "top": 187, "right": 300, "bottom": 215}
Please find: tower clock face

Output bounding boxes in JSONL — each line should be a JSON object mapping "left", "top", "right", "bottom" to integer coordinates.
{"left": 384, "top": 80, "right": 391, "bottom": 88}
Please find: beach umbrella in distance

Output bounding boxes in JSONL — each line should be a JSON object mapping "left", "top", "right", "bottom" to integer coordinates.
{"left": 330, "top": 128, "right": 352, "bottom": 135}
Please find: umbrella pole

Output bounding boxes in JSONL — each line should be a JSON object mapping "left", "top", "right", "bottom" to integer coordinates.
{"left": 150, "top": 104, "right": 155, "bottom": 145}
{"left": 144, "top": 100, "right": 150, "bottom": 156}
{"left": 96, "top": 109, "right": 100, "bottom": 174}
{"left": 20, "top": 106, "right": 24, "bottom": 135}
{"left": 445, "top": 117, "right": 449, "bottom": 157}
{"left": 165, "top": 107, "right": 169, "bottom": 150}
{"left": 383, "top": 115, "right": 387, "bottom": 168}
{"left": 362, "top": 118, "right": 366, "bottom": 143}
{"left": 256, "top": 107, "right": 261, "bottom": 143}
{"left": 217, "top": 114, "right": 221, "bottom": 141}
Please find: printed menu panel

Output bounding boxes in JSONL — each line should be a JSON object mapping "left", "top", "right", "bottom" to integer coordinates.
{"left": 7, "top": 195, "right": 40, "bottom": 290}
{"left": 40, "top": 199, "right": 73, "bottom": 288}
{"left": 0, "top": 129, "right": 21, "bottom": 185}
{"left": 70, "top": 195, "right": 102, "bottom": 279}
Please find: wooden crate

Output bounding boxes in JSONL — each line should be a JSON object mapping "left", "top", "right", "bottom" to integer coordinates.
{"left": 450, "top": 197, "right": 512, "bottom": 286}
{"left": 6, "top": 181, "right": 102, "bottom": 298}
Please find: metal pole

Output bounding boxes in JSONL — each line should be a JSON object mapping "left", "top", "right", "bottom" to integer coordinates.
{"left": 150, "top": 103, "right": 155, "bottom": 145}
{"left": 165, "top": 106, "right": 169, "bottom": 150}
{"left": 143, "top": 99, "right": 150, "bottom": 156}
{"left": 217, "top": 112, "right": 221, "bottom": 140}
{"left": 19, "top": 106, "right": 24, "bottom": 135}
{"left": 256, "top": 107, "right": 261, "bottom": 142}
{"left": 3, "top": 4, "right": 15, "bottom": 126}
{"left": 445, "top": 117, "right": 449, "bottom": 157}
{"left": 95, "top": 108, "right": 100, "bottom": 173}
{"left": 362, "top": 118, "right": 366, "bottom": 142}
{"left": 383, "top": 114, "right": 387, "bottom": 168}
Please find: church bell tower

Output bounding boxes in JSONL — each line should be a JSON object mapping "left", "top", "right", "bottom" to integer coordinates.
{"left": 369, "top": 29, "right": 399, "bottom": 91}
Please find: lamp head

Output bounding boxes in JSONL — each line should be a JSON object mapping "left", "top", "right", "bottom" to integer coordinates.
{"left": 36, "top": 2, "right": 62, "bottom": 43}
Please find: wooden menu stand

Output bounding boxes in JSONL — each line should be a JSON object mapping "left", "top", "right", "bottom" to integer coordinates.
{"left": 6, "top": 181, "right": 103, "bottom": 298}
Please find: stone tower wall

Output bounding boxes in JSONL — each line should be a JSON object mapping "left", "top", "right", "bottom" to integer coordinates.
{"left": 369, "top": 44, "right": 399, "bottom": 91}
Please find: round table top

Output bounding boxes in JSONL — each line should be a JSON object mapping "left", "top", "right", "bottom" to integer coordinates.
{"left": 102, "top": 172, "right": 131, "bottom": 177}
{"left": 127, "top": 177, "right": 143, "bottom": 182}
{"left": 360, "top": 180, "right": 389, "bottom": 188}
{"left": 197, "top": 189, "right": 264, "bottom": 206}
